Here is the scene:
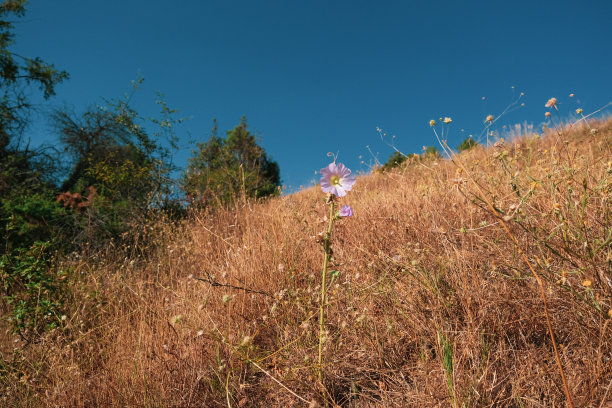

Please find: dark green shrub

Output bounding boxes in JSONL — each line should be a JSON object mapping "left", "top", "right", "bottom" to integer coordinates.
{"left": 1, "top": 241, "right": 68, "bottom": 336}
{"left": 184, "top": 117, "right": 280, "bottom": 207}
{"left": 380, "top": 147, "right": 440, "bottom": 172}
{"left": 381, "top": 151, "right": 411, "bottom": 171}
{"left": 457, "top": 137, "right": 479, "bottom": 153}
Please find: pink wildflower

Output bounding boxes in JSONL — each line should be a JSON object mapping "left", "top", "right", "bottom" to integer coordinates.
{"left": 320, "top": 163, "right": 356, "bottom": 197}
{"left": 339, "top": 205, "right": 353, "bottom": 217}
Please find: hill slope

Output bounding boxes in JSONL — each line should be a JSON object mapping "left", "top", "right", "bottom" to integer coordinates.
{"left": 2, "top": 119, "right": 611, "bottom": 407}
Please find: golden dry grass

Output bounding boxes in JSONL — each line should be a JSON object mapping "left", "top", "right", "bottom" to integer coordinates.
{"left": 1, "top": 118, "right": 611, "bottom": 407}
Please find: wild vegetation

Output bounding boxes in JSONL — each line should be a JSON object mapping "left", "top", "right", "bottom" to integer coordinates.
{"left": 1, "top": 115, "right": 610, "bottom": 407}
{"left": 1, "top": 1, "right": 611, "bottom": 407}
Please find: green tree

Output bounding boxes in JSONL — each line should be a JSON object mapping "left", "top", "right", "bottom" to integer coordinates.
{"left": 184, "top": 117, "right": 280, "bottom": 207}
{"left": 457, "top": 136, "right": 478, "bottom": 153}
{"left": 423, "top": 146, "right": 441, "bottom": 158}
{"left": 51, "top": 90, "right": 178, "bottom": 242}
{"left": 0, "top": 0, "right": 68, "bottom": 251}
{"left": 52, "top": 104, "right": 158, "bottom": 202}
{"left": 380, "top": 151, "right": 414, "bottom": 171}
{"left": 0, "top": 0, "right": 69, "bottom": 337}
{"left": 380, "top": 146, "right": 441, "bottom": 172}
{"left": 0, "top": 0, "right": 68, "bottom": 154}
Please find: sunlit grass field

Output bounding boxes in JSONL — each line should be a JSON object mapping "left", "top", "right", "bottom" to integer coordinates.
{"left": 2, "top": 118, "right": 611, "bottom": 407}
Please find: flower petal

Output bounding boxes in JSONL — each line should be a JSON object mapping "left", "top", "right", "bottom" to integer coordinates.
{"left": 319, "top": 162, "right": 356, "bottom": 196}
{"left": 340, "top": 175, "right": 356, "bottom": 190}
{"left": 339, "top": 205, "right": 353, "bottom": 217}
{"left": 333, "top": 185, "right": 346, "bottom": 197}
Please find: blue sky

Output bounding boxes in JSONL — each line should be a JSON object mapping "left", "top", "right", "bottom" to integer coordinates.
{"left": 13, "top": 0, "right": 612, "bottom": 189}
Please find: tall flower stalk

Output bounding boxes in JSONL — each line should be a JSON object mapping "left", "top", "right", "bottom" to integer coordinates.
{"left": 317, "top": 162, "right": 355, "bottom": 382}
{"left": 318, "top": 199, "right": 335, "bottom": 382}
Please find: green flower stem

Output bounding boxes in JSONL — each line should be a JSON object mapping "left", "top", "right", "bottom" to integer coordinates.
{"left": 318, "top": 200, "right": 335, "bottom": 382}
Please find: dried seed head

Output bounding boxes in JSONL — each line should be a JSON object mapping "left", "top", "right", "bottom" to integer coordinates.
{"left": 545, "top": 97, "right": 557, "bottom": 108}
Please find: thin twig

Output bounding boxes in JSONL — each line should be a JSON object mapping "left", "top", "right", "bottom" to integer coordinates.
{"left": 194, "top": 275, "right": 273, "bottom": 298}
{"left": 123, "top": 283, "right": 180, "bottom": 338}
{"left": 248, "top": 359, "right": 310, "bottom": 404}
{"left": 599, "top": 378, "right": 612, "bottom": 408}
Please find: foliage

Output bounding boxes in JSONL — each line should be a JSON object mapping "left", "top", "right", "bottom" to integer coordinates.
{"left": 380, "top": 151, "right": 415, "bottom": 171}
{"left": 380, "top": 146, "right": 440, "bottom": 172}
{"left": 0, "top": 119, "right": 67, "bottom": 253}
{"left": 184, "top": 117, "right": 280, "bottom": 207}
{"left": 1, "top": 191, "right": 67, "bottom": 252}
{"left": 0, "top": 0, "right": 68, "bottom": 151}
{"left": 423, "top": 145, "right": 440, "bottom": 158}
{"left": 0, "top": 148, "right": 68, "bottom": 336}
{"left": 0, "top": 241, "right": 67, "bottom": 336}
{"left": 0, "top": 0, "right": 72, "bottom": 338}
{"left": 381, "top": 151, "right": 408, "bottom": 171}
{"left": 0, "top": 0, "right": 69, "bottom": 252}
{"left": 51, "top": 84, "right": 181, "bottom": 244}
{"left": 0, "top": 0, "right": 70, "bottom": 250}
{"left": 457, "top": 136, "right": 479, "bottom": 153}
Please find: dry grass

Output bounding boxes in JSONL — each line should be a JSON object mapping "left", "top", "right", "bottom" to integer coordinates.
{"left": 1, "top": 119, "right": 611, "bottom": 407}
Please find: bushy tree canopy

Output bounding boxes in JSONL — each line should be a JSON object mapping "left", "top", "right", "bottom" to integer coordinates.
{"left": 184, "top": 117, "right": 280, "bottom": 207}
{"left": 0, "top": 0, "right": 68, "bottom": 153}
{"left": 457, "top": 136, "right": 479, "bottom": 153}
{"left": 0, "top": 0, "right": 68, "bottom": 251}
{"left": 380, "top": 146, "right": 441, "bottom": 172}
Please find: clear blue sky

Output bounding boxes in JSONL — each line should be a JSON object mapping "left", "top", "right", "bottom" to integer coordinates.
{"left": 13, "top": 0, "right": 612, "bottom": 189}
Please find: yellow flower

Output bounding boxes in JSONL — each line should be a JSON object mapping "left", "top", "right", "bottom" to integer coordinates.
{"left": 576, "top": 108, "right": 583, "bottom": 115}
{"left": 486, "top": 115, "right": 494, "bottom": 122}
{"left": 443, "top": 117, "right": 452, "bottom": 124}
{"left": 545, "top": 112, "right": 551, "bottom": 117}
{"left": 429, "top": 119, "right": 436, "bottom": 127}
{"left": 582, "top": 278, "right": 592, "bottom": 287}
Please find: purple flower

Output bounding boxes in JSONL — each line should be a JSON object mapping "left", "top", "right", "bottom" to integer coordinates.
{"left": 339, "top": 205, "right": 353, "bottom": 217}
{"left": 320, "top": 162, "right": 356, "bottom": 197}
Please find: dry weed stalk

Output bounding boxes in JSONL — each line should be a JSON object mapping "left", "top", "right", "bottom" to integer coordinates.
{"left": 433, "top": 124, "right": 574, "bottom": 407}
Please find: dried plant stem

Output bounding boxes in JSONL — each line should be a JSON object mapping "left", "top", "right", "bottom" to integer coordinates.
{"left": 194, "top": 275, "right": 273, "bottom": 298}
{"left": 201, "top": 301, "right": 310, "bottom": 405}
{"left": 491, "top": 203, "right": 574, "bottom": 408}
{"left": 318, "top": 201, "right": 335, "bottom": 383}
{"left": 439, "top": 138, "right": 575, "bottom": 408}
{"left": 225, "top": 371, "right": 232, "bottom": 408}
{"left": 249, "top": 360, "right": 310, "bottom": 404}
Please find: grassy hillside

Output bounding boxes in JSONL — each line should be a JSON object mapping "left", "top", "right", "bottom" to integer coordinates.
{"left": 2, "top": 119, "right": 611, "bottom": 407}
